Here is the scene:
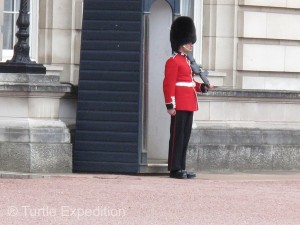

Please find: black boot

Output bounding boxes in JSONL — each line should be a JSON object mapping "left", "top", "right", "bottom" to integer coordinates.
{"left": 169, "top": 170, "right": 187, "bottom": 179}
{"left": 183, "top": 170, "right": 196, "bottom": 179}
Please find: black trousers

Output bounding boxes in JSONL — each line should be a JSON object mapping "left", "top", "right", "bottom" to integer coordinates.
{"left": 168, "top": 110, "right": 194, "bottom": 171}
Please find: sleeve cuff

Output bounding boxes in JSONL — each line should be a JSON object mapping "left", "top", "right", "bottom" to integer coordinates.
{"left": 166, "top": 103, "right": 174, "bottom": 110}
{"left": 200, "top": 83, "right": 208, "bottom": 93}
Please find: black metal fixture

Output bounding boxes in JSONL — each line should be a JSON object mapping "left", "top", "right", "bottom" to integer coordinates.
{"left": 7, "top": 0, "right": 31, "bottom": 64}
{"left": 0, "top": 0, "right": 46, "bottom": 74}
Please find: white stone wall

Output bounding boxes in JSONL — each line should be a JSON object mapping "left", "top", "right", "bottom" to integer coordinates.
{"left": 196, "top": 98, "right": 300, "bottom": 123}
{"left": 202, "top": 0, "right": 238, "bottom": 87}
{"left": 38, "top": 0, "right": 83, "bottom": 85}
{"left": 237, "top": 1, "right": 300, "bottom": 90}
{"left": 239, "top": 0, "right": 300, "bottom": 8}
{"left": 203, "top": 0, "right": 300, "bottom": 90}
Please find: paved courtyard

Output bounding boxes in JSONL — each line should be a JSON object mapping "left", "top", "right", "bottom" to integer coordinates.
{"left": 0, "top": 172, "right": 300, "bottom": 225}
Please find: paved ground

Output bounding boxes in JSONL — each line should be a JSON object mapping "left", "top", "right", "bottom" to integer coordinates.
{"left": 0, "top": 172, "right": 300, "bottom": 225}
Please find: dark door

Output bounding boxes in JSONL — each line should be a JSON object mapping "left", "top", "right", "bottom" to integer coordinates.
{"left": 74, "top": 0, "right": 143, "bottom": 173}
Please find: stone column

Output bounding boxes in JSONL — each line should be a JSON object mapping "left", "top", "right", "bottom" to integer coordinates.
{"left": 0, "top": 2, "right": 3, "bottom": 60}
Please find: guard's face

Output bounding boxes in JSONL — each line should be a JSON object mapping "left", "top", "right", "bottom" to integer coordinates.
{"left": 181, "top": 43, "right": 193, "bottom": 53}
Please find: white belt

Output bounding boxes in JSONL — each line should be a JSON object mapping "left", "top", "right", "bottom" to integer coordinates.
{"left": 176, "top": 82, "right": 195, "bottom": 87}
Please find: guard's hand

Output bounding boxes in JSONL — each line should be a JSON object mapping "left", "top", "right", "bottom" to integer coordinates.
{"left": 205, "top": 84, "right": 214, "bottom": 90}
{"left": 201, "top": 83, "right": 214, "bottom": 93}
{"left": 167, "top": 109, "right": 176, "bottom": 116}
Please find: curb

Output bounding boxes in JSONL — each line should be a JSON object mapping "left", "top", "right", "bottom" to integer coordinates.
{"left": 0, "top": 171, "right": 73, "bottom": 179}
{"left": 2, "top": 170, "right": 300, "bottom": 180}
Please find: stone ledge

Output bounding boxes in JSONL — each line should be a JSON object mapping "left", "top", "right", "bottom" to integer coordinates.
{"left": 0, "top": 83, "right": 72, "bottom": 93}
{"left": 201, "top": 88, "right": 300, "bottom": 99}
{"left": 194, "top": 121, "right": 300, "bottom": 130}
{"left": 190, "top": 128, "right": 300, "bottom": 145}
{"left": 0, "top": 73, "right": 72, "bottom": 94}
{"left": 0, "top": 73, "right": 60, "bottom": 83}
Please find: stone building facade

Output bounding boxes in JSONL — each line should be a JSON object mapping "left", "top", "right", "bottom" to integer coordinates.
{"left": 0, "top": 0, "right": 300, "bottom": 173}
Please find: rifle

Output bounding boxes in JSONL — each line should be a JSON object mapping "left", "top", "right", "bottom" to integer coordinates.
{"left": 187, "top": 52, "right": 210, "bottom": 86}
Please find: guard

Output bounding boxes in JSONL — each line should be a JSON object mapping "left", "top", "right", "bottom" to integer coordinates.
{"left": 163, "top": 16, "right": 213, "bottom": 179}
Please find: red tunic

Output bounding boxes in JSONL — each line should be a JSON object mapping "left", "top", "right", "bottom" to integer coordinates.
{"left": 163, "top": 53, "right": 201, "bottom": 112}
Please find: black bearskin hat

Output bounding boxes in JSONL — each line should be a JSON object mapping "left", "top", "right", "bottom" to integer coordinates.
{"left": 170, "top": 16, "right": 197, "bottom": 52}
